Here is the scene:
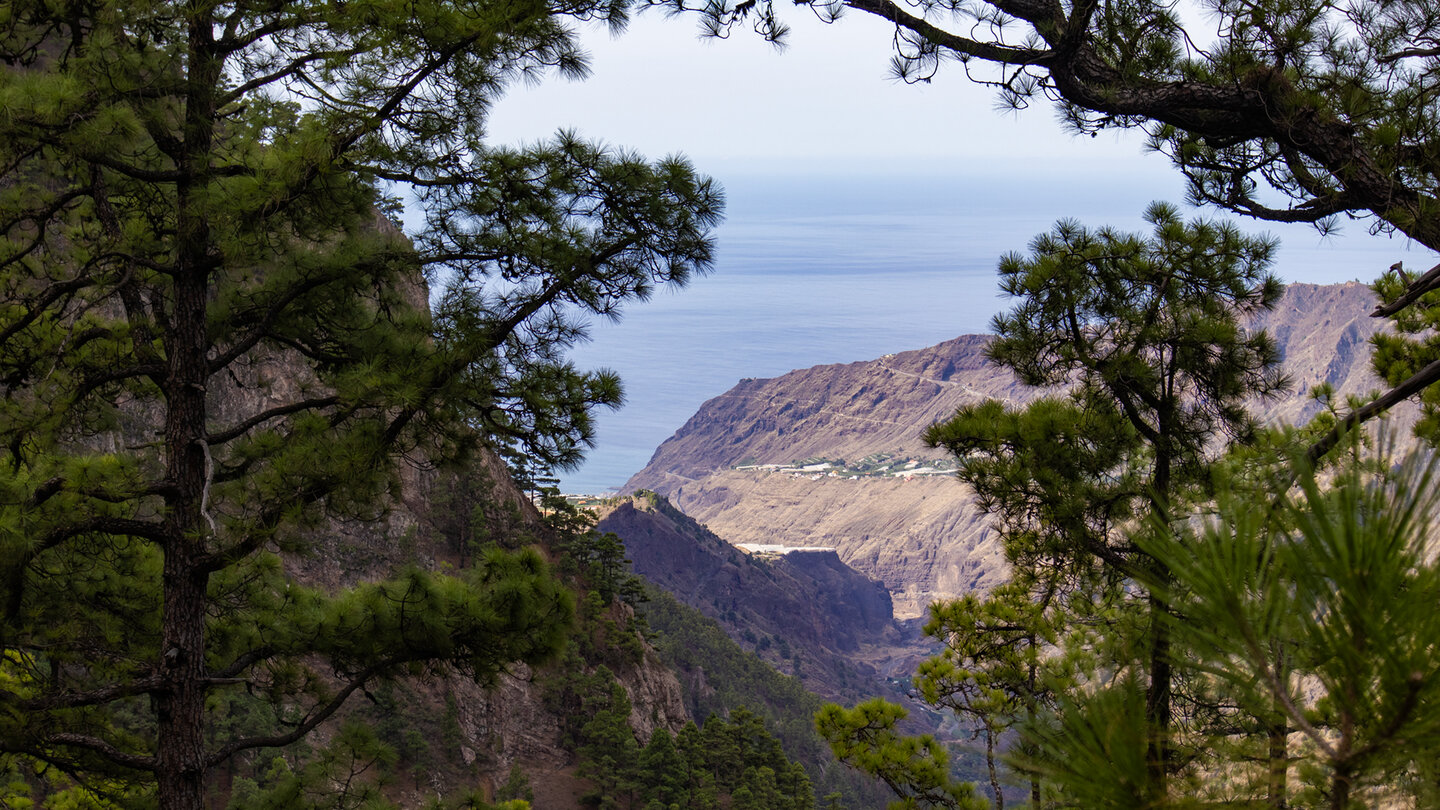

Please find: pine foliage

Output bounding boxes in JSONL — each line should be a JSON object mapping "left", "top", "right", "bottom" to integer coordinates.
{"left": 0, "top": 0, "right": 721, "bottom": 806}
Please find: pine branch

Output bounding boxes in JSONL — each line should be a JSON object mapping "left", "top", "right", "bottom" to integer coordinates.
{"left": 37, "top": 733, "right": 157, "bottom": 773}
{"left": 203, "top": 661, "right": 389, "bottom": 767}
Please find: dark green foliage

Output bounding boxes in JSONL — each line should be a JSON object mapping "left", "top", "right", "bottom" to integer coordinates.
{"left": 1010, "top": 678, "right": 1152, "bottom": 810}
{"left": 637, "top": 729, "right": 687, "bottom": 808}
{"left": 0, "top": 0, "right": 721, "bottom": 806}
{"left": 1131, "top": 442, "right": 1440, "bottom": 809}
{"left": 540, "top": 646, "right": 620, "bottom": 750}
{"left": 1370, "top": 268, "right": 1440, "bottom": 445}
{"left": 639, "top": 587, "right": 822, "bottom": 741}
{"left": 553, "top": 658, "right": 812, "bottom": 810}
{"left": 814, "top": 699, "right": 985, "bottom": 810}
{"left": 914, "top": 580, "right": 1092, "bottom": 810}
{"left": 577, "top": 682, "right": 642, "bottom": 808}
{"left": 821, "top": 208, "right": 1291, "bottom": 808}
{"left": 925, "top": 396, "right": 1140, "bottom": 579}
{"left": 924, "top": 204, "right": 1286, "bottom": 789}
{"left": 636, "top": 585, "right": 888, "bottom": 805}
{"left": 225, "top": 721, "right": 399, "bottom": 810}
{"left": 979, "top": 437, "right": 1440, "bottom": 809}
{"left": 928, "top": 202, "right": 1287, "bottom": 534}
{"left": 494, "top": 765, "right": 533, "bottom": 804}
{"left": 564, "top": 530, "right": 647, "bottom": 608}
{"left": 807, "top": 196, "right": 1440, "bottom": 809}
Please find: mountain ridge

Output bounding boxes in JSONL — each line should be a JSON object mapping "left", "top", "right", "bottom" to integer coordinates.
{"left": 595, "top": 492, "right": 909, "bottom": 696}
{"left": 624, "top": 282, "right": 1412, "bottom": 617}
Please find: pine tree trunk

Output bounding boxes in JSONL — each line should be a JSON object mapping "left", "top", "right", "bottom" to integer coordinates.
{"left": 157, "top": 15, "right": 221, "bottom": 805}
{"left": 1144, "top": 583, "right": 1172, "bottom": 800}
{"left": 1330, "top": 764, "right": 1354, "bottom": 810}
{"left": 1267, "top": 712, "right": 1288, "bottom": 809}
{"left": 156, "top": 260, "right": 214, "bottom": 810}
{"left": 155, "top": 549, "right": 210, "bottom": 810}
{"left": 1027, "top": 642, "right": 1041, "bottom": 810}
{"left": 984, "top": 722, "right": 1004, "bottom": 810}
{"left": 1145, "top": 439, "right": 1175, "bottom": 801}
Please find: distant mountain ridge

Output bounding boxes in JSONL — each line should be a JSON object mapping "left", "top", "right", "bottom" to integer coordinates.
{"left": 624, "top": 282, "right": 1412, "bottom": 617}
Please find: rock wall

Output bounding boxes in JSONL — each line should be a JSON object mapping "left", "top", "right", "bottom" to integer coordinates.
{"left": 308, "top": 452, "right": 692, "bottom": 801}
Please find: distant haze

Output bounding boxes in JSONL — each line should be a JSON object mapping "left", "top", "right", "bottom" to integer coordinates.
{"left": 483, "top": 12, "right": 1151, "bottom": 167}
{"left": 553, "top": 169, "right": 1421, "bottom": 493}
{"left": 465, "top": 7, "right": 1428, "bottom": 493}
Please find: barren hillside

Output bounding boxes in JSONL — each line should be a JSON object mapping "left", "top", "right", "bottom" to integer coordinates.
{"left": 625, "top": 282, "right": 1411, "bottom": 617}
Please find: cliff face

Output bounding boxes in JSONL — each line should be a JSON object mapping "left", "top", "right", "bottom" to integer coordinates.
{"left": 595, "top": 493, "right": 905, "bottom": 700}
{"left": 194, "top": 275, "right": 692, "bottom": 804}
{"left": 646, "top": 473, "right": 999, "bottom": 619}
{"left": 633, "top": 331, "right": 1014, "bottom": 489}
{"left": 219, "top": 333, "right": 693, "bottom": 777}
{"left": 624, "top": 282, "right": 1413, "bottom": 617}
{"left": 297, "top": 451, "right": 691, "bottom": 805}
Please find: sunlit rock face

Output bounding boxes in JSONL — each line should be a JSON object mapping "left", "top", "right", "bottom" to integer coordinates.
{"left": 626, "top": 282, "right": 1411, "bottom": 618}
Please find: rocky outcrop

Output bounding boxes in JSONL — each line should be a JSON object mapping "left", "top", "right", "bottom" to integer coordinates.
{"left": 596, "top": 492, "right": 909, "bottom": 699}
{"left": 455, "top": 650, "right": 688, "bottom": 767}
{"left": 633, "top": 332, "right": 1015, "bottom": 488}
{"left": 624, "top": 282, "right": 1414, "bottom": 617}
{"left": 650, "top": 473, "right": 1001, "bottom": 618}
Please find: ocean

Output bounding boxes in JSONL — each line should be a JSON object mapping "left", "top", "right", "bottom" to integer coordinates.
{"left": 555, "top": 166, "right": 1420, "bottom": 493}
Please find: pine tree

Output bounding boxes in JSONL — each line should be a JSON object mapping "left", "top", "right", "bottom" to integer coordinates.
{"left": 921, "top": 203, "right": 1288, "bottom": 799}
{"left": 820, "top": 204, "right": 1289, "bottom": 806}
{"left": 577, "top": 682, "right": 641, "bottom": 808}
{"left": 0, "top": 1, "right": 722, "bottom": 808}
{"left": 638, "top": 729, "right": 688, "bottom": 808}
{"left": 1088, "top": 438, "right": 1440, "bottom": 809}
{"left": 916, "top": 580, "right": 1080, "bottom": 810}
{"left": 494, "top": 765, "right": 535, "bottom": 805}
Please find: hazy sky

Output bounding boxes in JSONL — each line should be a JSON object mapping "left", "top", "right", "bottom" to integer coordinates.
{"left": 485, "top": 10, "right": 1157, "bottom": 173}
{"left": 481, "top": 8, "right": 1434, "bottom": 278}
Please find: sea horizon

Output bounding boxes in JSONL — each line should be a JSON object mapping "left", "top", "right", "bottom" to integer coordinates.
{"left": 553, "top": 167, "right": 1420, "bottom": 494}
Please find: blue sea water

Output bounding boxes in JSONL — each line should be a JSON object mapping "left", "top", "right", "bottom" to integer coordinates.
{"left": 554, "top": 167, "right": 1420, "bottom": 493}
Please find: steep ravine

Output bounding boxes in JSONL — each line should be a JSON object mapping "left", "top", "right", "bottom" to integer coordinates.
{"left": 595, "top": 492, "right": 921, "bottom": 701}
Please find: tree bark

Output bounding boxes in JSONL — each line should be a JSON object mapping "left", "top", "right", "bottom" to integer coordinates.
{"left": 1330, "top": 763, "right": 1353, "bottom": 810}
{"left": 155, "top": 545, "right": 210, "bottom": 810}
{"left": 155, "top": 9, "right": 222, "bottom": 809}
{"left": 1267, "top": 711, "right": 1288, "bottom": 809}
{"left": 1144, "top": 581, "right": 1172, "bottom": 800}
{"left": 984, "top": 721, "right": 1004, "bottom": 810}
{"left": 1145, "top": 437, "right": 1175, "bottom": 801}
{"left": 156, "top": 236, "right": 214, "bottom": 810}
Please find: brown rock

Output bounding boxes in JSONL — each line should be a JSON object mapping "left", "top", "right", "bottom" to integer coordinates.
{"left": 625, "top": 282, "right": 1413, "bottom": 618}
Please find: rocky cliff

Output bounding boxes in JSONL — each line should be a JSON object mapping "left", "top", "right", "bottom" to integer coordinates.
{"left": 193, "top": 262, "right": 693, "bottom": 805}
{"left": 250, "top": 429, "right": 692, "bottom": 807}
{"left": 624, "top": 282, "right": 1413, "bottom": 617}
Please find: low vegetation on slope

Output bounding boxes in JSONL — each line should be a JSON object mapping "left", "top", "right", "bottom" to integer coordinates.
{"left": 638, "top": 586, "right": 895, "bottom": 808}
